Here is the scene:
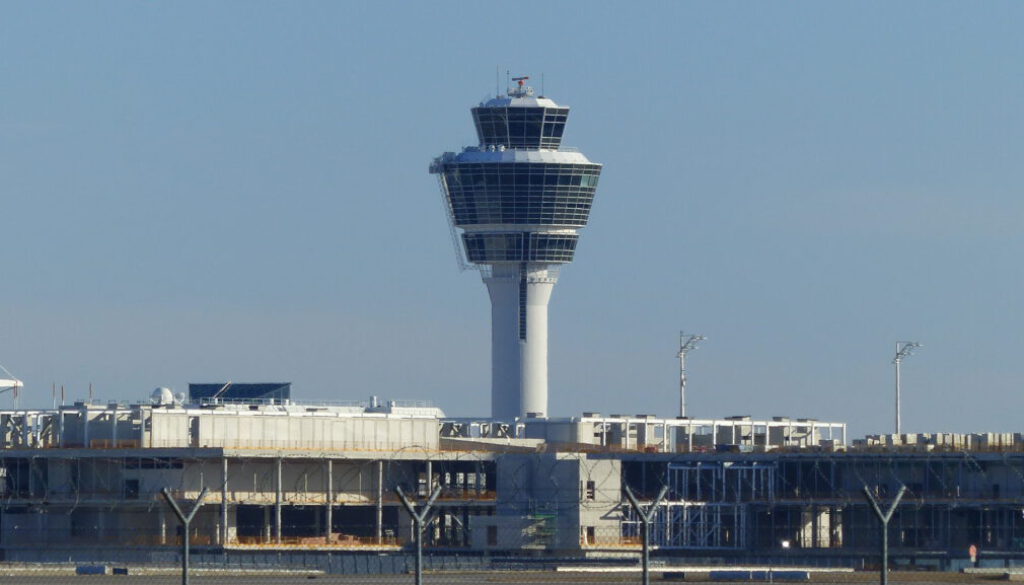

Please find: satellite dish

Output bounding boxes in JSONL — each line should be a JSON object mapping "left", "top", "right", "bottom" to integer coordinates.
{"left": 0, "top": 364, "right": 23, "bottom": 394}
{"left": 151, "top": 387, "right": 174, "bottom": 406}
{"left": 0, "top": 364, "right": 24, "bottom": 407}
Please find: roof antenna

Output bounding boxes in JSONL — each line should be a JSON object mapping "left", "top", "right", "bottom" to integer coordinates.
{"left": 511, "top": 76, "right": 529, "bottom": 97}
{"left": 495, "top": 65, "right": 500, "bottom": 98}
{"left": 212, "top": 381, "right": 234, "bottom": 401}
{"left": 506, "top": 69, "right": 510, "bottom": 95}
{"left": 541, "top": 72, "right": 545, "bottom": 97}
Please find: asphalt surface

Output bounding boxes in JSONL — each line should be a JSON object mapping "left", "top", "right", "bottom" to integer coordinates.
{"left": 0, "top": 572, "right": 1008, "bottom": 584}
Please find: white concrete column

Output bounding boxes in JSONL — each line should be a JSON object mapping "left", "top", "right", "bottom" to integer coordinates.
{"left": 138, "top": 408, "right": 146, "bottom": 447}
{"left": 159, "top": 507, "right": 167, "bottom": 545}
{"left": 325, "top": 459, "right": 333, "bottom": 544}
{"left": 82, "top": 409, "right": 90, "bottom": 448}
{"left": 275, "top": 457, "right": 282, "bottom": 544}
{"left": 221, "top": 458, "right": 229, "bottom": 545}
{"left": 483, "top": 263, "right": 557, "bottom": 420}
{"left": 376, "top": 460, "right": 384, "bottom": 544}
{"left": 484, "top": 266, "right": 521, "bottom": 421}
{"left": 521, "top": 264, "right": 556, "bottom": 419}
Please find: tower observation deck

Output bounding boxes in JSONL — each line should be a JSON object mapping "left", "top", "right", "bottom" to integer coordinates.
{"left": 430, "top": 79, "right": 603, "bottom": 421}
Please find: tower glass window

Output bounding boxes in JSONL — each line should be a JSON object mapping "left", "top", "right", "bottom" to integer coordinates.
{"left": 442, "top": 162, "right": 601, "bottom": 227}
{"left": 472, "top": 107, "right": 569, "bottom": 149}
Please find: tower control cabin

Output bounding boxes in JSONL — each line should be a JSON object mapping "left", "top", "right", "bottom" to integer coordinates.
{"left": 431, "top": 79, "right": 602, "bottom": 421}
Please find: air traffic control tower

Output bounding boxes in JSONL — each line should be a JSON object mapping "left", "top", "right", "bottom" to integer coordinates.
{"left": 431, "top": 78, "right": 603, "bottom": 421}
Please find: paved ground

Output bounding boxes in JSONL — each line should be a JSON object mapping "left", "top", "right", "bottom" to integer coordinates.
{"left": 0, "top": 572, "right": 1010, "bottom": 584}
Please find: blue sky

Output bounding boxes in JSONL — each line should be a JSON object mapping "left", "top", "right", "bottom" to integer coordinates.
{"left": 2, "top": 2, "right": 1023, "bottom": 437}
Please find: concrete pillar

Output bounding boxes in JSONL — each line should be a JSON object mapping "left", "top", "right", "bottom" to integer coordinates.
{"left": 139, "top": 408, "right": 146, "bottom": 448}
{"left": 83, "top": 409, "right": 90, "bottom": 448}
{"left": 376, "top": 460, "right": 384, "bottom": 543}
{"left": 221, "top": 458, "right": 229, "bottom": 545}
{"left": 275, "top": 457, "right": 282, "bottom": 544}
{"left": 830, "top": 507, "right": 843, "bottom": 547}
{"left": 325, "top": 459, "right": 333, "bottom": 544}
{"left": 111, "top": 408, "right": 118, "bottom": 448}
{"left": 520, "top": 265, "right": 556, "bottom": 419}
{"left": 483, "top": 263, "right": 558, "bottom": 420}
{"left": 159, "top": 507, "right": 167, "bottom": 545}
{"left": 483, "top": 267, "right": 520, "bottom": 421}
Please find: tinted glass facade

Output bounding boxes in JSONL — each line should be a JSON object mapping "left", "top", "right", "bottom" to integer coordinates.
{"left": 442, "top": 162, "right": 601, "bottom": 227}
{"left": 188, "top": 383, "right": 291, "bottom": 403}
{"left": 462, "top": 233, "right": 579, "bottom": 263}
{"left": 472, "top": 107, "right": 568, "bottom": 149}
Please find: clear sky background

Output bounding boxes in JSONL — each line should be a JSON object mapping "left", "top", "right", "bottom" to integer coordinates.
{"left": 2, "top": 2, "right": 1023, "bottom": 438}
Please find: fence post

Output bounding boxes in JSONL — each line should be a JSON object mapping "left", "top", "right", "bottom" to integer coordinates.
{"left": 161, "top": 487, "right": 208, "bottom": 585}
{"left": 624, "top": 484, "right": 669, "bottom": 585}
{"left": 863, "top": 485, "right": 906, "bottom": 585}
{"left": 396, "top": 485, "right": 442, "bottom": 585}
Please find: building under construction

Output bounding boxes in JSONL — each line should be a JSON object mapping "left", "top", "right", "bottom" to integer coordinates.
{"left": 0, "top": 81, "right": 1014, "bottom": 573}
{"left": 0, "top": 384, "right": 1020, "bottom": 570}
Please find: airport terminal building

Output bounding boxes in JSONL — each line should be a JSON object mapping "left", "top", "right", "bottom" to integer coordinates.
{"left": 0, "top": 384, "right": 1021, "bottom": 570}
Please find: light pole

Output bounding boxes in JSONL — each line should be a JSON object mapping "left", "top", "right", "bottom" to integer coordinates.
{"left": 892, "top": 342, "right": 921, "bottom": 434}
{"left": 678, "top": 332, "right": 705, "bottom": 418}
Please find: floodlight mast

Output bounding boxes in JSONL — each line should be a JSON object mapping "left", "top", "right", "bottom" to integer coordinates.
{"left": 678, "top": 332, "right": 705, "bottom": 418}
{"left": 892, "top": 341, "right": 921, "bottom": 434}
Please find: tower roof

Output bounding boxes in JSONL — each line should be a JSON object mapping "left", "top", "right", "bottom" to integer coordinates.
{"left": 478, "top": 94, "right": 562, "bottom": 109}
{"left": 443, "top": 147, "right": 596, "bottom": 165}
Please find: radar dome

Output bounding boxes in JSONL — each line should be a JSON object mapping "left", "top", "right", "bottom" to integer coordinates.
{"left": 151, "top": 387, "right": 174, "bottom": 406}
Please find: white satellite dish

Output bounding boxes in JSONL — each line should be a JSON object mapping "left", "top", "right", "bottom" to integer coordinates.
{"left": 0, "top": 379, "right": 22, "bottom": 391}
{"left": 0, "top": 364, "right": 22, "bottom": 393}
{"left": 0, "top": 364, "right": 24, "bottom": 408}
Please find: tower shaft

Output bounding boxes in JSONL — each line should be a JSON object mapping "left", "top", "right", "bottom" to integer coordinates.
{"left": 485, "top": 264, "right": 557, "bottom": 420}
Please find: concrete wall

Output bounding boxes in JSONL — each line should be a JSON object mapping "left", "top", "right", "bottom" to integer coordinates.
{"left": 485, "top": 453, "right": 621, "bottom": 551}
{"left": 171, "top": 411, "right": 438, "bottom": 451}
{"left": 2, "top": 406, "right": 441, "bottom": 452}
